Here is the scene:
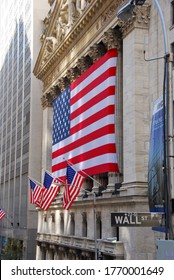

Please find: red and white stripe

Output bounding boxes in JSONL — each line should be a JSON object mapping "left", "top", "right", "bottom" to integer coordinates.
{"left": 30, "top": 185, "right": 43, "bottom": 205}
{"left": 63, "top": 173, "right": 85, "bottom": 210}
{"left": 0, "top": 209, "right": 6, "bottom": 220}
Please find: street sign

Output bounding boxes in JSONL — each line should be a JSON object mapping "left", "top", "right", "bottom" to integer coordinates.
{"left": 111, "top": 212, "right": 164, "bottom": 227}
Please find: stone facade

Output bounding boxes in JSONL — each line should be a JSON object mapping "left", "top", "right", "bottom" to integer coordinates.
{"left": 33, "top": 0, "right": 174, "bottom": 260}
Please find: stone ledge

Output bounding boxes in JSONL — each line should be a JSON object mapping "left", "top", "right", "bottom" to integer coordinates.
{"left": 37, "top": 233, "right": 124, "bottom": 258}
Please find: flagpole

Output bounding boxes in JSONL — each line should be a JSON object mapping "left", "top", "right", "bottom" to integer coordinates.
{"left": 28, "top": 176, "right": 42, "bottom": 187}
{"left": 64, "top": 158, "right": 101, "bottom": 186}
{"left": 43, "top": 169, "right": 66, "bottom": 185}
{"left": 0, "top": 207, "right": 19, "bottom": 226}
{"left": 93, "top": 192, "right": 97, "bottom": 260}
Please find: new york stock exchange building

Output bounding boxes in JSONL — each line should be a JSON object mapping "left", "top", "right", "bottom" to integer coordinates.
{"left": 33, "top": 0, "right": 174, "bottom": 260}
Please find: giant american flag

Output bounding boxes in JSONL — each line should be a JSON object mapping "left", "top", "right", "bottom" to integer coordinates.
{"left": 52, "top": 48, "right": 119, "bottom": 180}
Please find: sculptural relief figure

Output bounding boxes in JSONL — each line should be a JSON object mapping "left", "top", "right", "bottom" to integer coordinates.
{"left": 53, "top": 0, "right": 90, "bottom": 43}
{"left": 54, "top": 0, "right": 69, "bottom": 42}
{"left": 45, "top": 36, "right": 58, "bottom": 57}
{"left": 60, "top": 0, "right": 77, "bottom": 29}
{"left": 48, "top": 0, "right": 55, "bottom": 6}
{"left": 76, "top": 0, "right": 88, "bottom": 15}
{"left": 55, "top": 16, "right": 67, "bottom": 42}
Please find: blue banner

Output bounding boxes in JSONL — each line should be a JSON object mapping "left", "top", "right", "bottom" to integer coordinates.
{"left": 148, "top": 96, "right": 165, "bottom": 213}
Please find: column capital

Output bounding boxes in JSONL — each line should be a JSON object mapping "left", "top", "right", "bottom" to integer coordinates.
{"left": 102, "top": 28, "right": 121, "bottom": 50}
{"left": 88, "top": 43, "right": 107, "bottom": 63}
{"left": 41, "top": 85, "right": 60, "bottom": 109}
{"left": 67, "top": 67, "right": 81, "bottom": 83}
{"left": 57, "top": 76, "right": 70, "bottom": 92}
{"left": 41, "top": 92, "right": 53, "bottom": 109}
{"left": 118, "top": 5, "right": 150, "bottom": 38}
{"left": 77, "top": 56, "right": 93, "bottom": 74}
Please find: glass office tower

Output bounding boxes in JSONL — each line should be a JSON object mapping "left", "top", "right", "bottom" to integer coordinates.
{"left": 0, "top": 0, "right": 49, "bottom": 259}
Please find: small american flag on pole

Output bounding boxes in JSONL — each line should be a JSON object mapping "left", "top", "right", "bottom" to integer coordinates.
{"left": 29, "top": 179, "right": 43, "bottom": 207}
{"left": 41, "top": 171, "right": 62, "bottom": 211}
{"left": 63, "top": 164, "right": 85, "bottom": 210}
{"left": 0, "top": 208, "right": 6, "bottom": 220}
{"left": 52, "top": 49, "right": 119, "bottom": 181}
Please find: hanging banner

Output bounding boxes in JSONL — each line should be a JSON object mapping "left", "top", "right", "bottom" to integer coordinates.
{"left": 148, "top": 96, "right": 165, "bottom": 213}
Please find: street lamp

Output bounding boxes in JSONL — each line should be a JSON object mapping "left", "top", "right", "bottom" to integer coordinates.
{"left": 116, "top": 0, "right": 135, "bottom": 21}
{"left": 116, "top": 0, "right": 146, "bottom": 21}
{"left": 117, "top": 0, "right": 173, "bottom": 239}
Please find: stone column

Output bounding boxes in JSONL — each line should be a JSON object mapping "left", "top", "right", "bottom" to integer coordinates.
{"left": 58, "top": 246, "right": 65, "bottom": 259}
{"left": 54, "top": 249, "right": 59, "bottom": 260}
{"left": 41, "top": 91, "right": 55, "bottom": 174}
{"left": 40, "top": 84, "right": 62, "bottom": 215}
{"left": 45, "top": 246, "right": 51, "bottom": 260}
{"left": 36, "top": 242, "right": 42, "bottom": 260}
{"left": 119, "top": 5, "right": 150, "bottom": 195}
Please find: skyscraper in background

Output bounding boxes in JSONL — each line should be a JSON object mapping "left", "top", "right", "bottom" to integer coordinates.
{"left": 0, "top": 0, "right": 49, "bottom": 259}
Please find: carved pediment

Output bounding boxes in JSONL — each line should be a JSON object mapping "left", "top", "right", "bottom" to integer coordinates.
{"left": 34, "top": 0, "right": 117, "bottom": 80}
{"left": 40, "top": 0, "right": 92, "bottom": 65}
{"left": 34, "top": 0, "right": 150, "bottom": 93}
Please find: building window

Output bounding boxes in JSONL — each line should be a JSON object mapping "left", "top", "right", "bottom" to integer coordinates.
{"left": 82, "top": 212, "right": 87, "bottom": 237}
{"left": 50, "top": 249, "right": 54, "bottom": 260}
{"left": 51, "top": 213, "right": 55, "bottom": 223}
{"left": 96, "top": 212, "right": 102, "bottom": 239}
{"left": 43, "top": 213, "right": 47, "bottom": 222}
{"left": 60, "top": 213, "right": 64, "bottom": 234}
{"left": 112, "top": 226, "right": 119, "bottom": 241}
{"left": 171, "top": 42, "right": 174, "bottom": 68}
{"left": 70, "top": 213, "right": 75, "bottom": 236}
{"left": 42, "top": 247, "right": 46, "bottom": 260}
